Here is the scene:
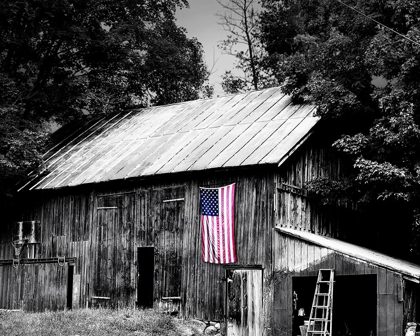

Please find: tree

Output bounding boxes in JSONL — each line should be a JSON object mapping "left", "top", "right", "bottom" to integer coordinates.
{"left": 0, "top": 0, "right": 211, "bottom": 209}
{"left": 216, "top": 0, "right": 276, "bottom": 93}
{"left": 259, "top": 0, "right": 420, "bottom": 259}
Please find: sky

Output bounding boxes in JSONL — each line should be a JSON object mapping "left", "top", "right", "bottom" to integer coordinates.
{"left": 175, "top": 0, "right": 239, "bottom": 97}
{"left": 176, "top": 1, "right": 388, "bottom": 96}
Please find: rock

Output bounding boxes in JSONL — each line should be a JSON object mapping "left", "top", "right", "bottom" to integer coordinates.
{"left": 215, "top": 323, "right": 220, "bottom": 330}
{"left": 191, "top": 319, "right": 207, "bottom": 329}
{"left": 219, "top": 322, "right": 226, "bottom": 334}
{"left": 204, "top": 325, "right": 218, "bottom": 335}
{"left": 209, "top": 321, "right": 217, "bottom": 326}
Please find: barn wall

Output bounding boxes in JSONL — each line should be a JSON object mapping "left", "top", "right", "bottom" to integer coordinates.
{"left": 275, "top": 132, "right": 371, "bottom": 245}
{"left": 0, "top": 168, "right": 276, "bottom": 325}
{"left": 0, "top": 263, "right": 69, "bottom": 312}
{"left": 275, "top": 131, "right": 414, "bottom": 259}
{"left": 272, "top": 233, "right": 406, "bottom": 336}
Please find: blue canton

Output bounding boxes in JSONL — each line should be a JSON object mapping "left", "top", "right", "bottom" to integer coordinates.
{"left": 200, "top": 189, "right": 219, "bottom": 216}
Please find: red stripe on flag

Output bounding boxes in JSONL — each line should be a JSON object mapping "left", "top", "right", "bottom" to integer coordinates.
{"left": 200, "top": 183, "right": 236, "bottom": 264}
{"left": 220, "top": 187, "right": 224, "bottom": 264}
{"left": 228, "top": 184, "right": 236, "bottom": 262}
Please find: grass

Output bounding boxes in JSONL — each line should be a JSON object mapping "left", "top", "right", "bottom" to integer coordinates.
{"left": 0, "top": 308, "right": 204, "bottom": 336}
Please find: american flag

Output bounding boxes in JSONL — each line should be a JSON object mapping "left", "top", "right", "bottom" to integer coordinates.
{"left": 200, "top": 183, "right": 237, "bottom": 264}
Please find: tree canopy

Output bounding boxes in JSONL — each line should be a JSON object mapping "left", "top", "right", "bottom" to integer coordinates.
{"left": 259, "top": 0, "right": 420, "bottom": 258}
{"left": 0, "top": 0, "right": 211, "bottom": 206}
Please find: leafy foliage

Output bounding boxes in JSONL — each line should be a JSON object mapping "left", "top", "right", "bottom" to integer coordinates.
{"left": 259, "top": 0, "right": 420, "bottom": 258}
{"left": 0, "top": 0, "right": 211, "bottom": 207}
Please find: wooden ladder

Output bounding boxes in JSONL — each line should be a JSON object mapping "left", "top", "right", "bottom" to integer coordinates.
{"left": 307, "top": 269, "right": 335, "bottom": 336}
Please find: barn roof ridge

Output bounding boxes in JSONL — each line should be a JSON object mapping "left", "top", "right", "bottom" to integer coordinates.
{"left": 21, "top": 86, "right": 320, "bottom": 190}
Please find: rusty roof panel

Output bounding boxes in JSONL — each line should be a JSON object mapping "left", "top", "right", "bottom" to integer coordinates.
{"left": 241, "top": 118, "right": 303, "bottom": 166}
{"left": 242, "top": 89, "right": 288, "bottom": 123}
{"left": 188, "top": 123, "right": 252, "bottom": 172}
{"left": 186, "top": 125, "right": 235, "bottom": 172}
{"left": 141, "top": 129, "right": 204, "bottom": 176}
{"left": 25, "top": 87, "right": 320, "bottom": 190}
{"left": 177, "top": 96, "right": 234, "bottom": 133}
{"left": 205, "top": 90, "right": 264, "bottom": 128}
{"left": 208, "top": 121, "right": 269, "bottom": 169}
{"left": 226, "top": 88, "right": 279, "bottom": 126}
{"left": 168, "top": 126, "right": 233, "bottom": 173}
{"left": 262, "top": 110, "right": 318, "bottom": 165}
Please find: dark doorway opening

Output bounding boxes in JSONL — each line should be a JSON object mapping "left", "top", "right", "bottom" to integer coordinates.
{"left": 292, "top": 274, "right": 377, "bottom": 336}
{"left": 137, "top": 247, "right": 154, "bottom": 308}
{"left": 67, "top": 265, "right": 74, "bottom": 309}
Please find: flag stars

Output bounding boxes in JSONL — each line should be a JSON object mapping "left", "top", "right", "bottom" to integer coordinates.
{"left": 200, "top": 189, "right": 219, "bottom": 216}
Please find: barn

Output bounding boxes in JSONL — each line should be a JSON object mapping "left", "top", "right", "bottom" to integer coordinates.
{"left": 0, "top": 86, "right": 419, "bottom": 336}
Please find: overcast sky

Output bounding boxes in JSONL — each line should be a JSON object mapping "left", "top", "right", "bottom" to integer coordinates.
{"left": 176, "top": 0, "right": 239, "bottom": 97}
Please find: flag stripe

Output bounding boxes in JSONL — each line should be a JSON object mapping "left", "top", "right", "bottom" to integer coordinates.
{"left": 219, "top": 187, "right": 224, "bottom": 264}
{"left": 225, "top": 185, "right": 231, "bottom": 263}
{"left": 200, "top": 183, "right": 236, "bottom": 264}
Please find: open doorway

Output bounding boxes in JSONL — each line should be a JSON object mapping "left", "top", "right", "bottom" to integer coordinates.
{"left": 137, "top": 247, "right": 154, "bottom": 308}
{"left": 67, "top": 264, "right": 74, "bottom": 309}
{"left": 292, "top": 275, "right": 377, "bottom": 336}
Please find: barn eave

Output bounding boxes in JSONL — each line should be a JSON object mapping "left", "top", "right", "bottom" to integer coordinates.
{"left": 276, "top": 226, "right": 420, "bottom": 283}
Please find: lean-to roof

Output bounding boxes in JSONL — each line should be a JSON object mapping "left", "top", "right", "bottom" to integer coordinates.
{"left": 24, "top": 87, "right": 319, "bottom": 190}
{"left": 277, "top": 227, "right": 420, "bottom": 282}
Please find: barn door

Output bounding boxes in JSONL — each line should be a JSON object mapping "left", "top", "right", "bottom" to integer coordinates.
{"left": 226, "top": 269, "right": 263, "bottom": 336}
{"left": 94, "top": 193, "right": 135, "bottom": 307}
{"left": 145, "top": 187, "right": 185, "bottom": 313}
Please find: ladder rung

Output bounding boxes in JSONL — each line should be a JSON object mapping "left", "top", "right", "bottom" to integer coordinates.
{"left": 309, "top": 269, "right": 334, "bottom": 336}
{"left": 311, "top": 319, "right": 330, "bottom": 322}
{"left": 307, "top": 332, "right": 330, "bottom": 334}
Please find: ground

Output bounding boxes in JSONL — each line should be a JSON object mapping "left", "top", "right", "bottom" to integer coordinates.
{"left": 0, "top": 308, "right": 208, "bottom": 336}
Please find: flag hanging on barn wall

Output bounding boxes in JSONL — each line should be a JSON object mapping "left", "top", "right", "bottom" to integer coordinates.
{"left": 199, "top": 183, "right": 237, "bottom": 264}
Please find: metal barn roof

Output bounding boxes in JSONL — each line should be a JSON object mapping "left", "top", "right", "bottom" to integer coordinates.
{"left": 25, "top": 87, "right": 319, "bottom": 190}
{"left": 277, "top": 227, "right": 420, "bottom": 282}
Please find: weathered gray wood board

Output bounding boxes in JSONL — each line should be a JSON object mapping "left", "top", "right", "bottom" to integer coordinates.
{"left": 227, "top": 269, "right": 263, "bottom": 336}
{"left": 0, "top": 263, "right": 68, "bottom": 312}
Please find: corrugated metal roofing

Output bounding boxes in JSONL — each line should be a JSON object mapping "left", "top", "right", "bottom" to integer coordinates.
{"left": 25, "top": 87, "right": 319, "bottom": 190}
{"left": 277, "top": 227, "right": 420, "bottom": 282}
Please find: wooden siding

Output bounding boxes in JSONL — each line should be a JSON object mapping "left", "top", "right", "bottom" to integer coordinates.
{"left": 0, "top": 263, "right": 69, "bottom": 311}
{"left": 227, "top": 269, "right": 263, "bottom": 336}
{"left": 272, "top": 232, "right": 405, "bottom": 336}
{"left": 93, "top": 193, "right": 136, "bottom": 307}
{"left": 2, "top": 168, "right": 276, "bottom": 323}
{"left": 275, "top": 129, "right": 413, "bottom": 257}
{"left": 276, "top": 131, "right": 363, "bottom": 242}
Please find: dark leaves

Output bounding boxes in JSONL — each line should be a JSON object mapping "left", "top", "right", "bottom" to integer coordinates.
{"left": 0, "top": 0, "right": 210, "bottom": 203}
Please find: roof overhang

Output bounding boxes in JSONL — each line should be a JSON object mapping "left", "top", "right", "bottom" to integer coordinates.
{"left": 276, "top": 226, "right": 420, "bottom": 283}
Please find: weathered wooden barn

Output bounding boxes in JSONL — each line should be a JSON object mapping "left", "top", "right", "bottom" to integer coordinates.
{"left": 1, "top": 86, "right": 419, "bottom": 336}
